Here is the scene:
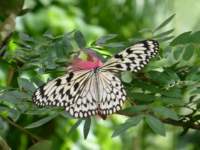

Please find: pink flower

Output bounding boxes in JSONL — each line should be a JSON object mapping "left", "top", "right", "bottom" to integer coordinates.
{"left": 71, "top": 50, "right": 103, "bottom": 71}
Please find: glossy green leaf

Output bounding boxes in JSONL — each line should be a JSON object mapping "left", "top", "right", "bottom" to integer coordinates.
{"left": 112, "top": 115, "right": 142, "bottom": 137}
{"left": 145, "top": 115, "right": 166, "bottom": 136}
{"left": 83, "top": 118, "right": 91, "bottom": 139}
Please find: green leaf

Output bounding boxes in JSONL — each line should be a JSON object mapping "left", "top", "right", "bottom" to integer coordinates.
{"left": 67, "top": 119, "right": 83, "bottom": 135}
{"left": 83, "top": 118, "right": 91, "bottom": 139}
{"left": 170, "top": 31, "right": 191, "bottom": 46}
{"left": 152, "top": 107, "right": 179, "bottom": 120}
{"left": 112, "top": 115, "right": 142, "bottom": 137}
{"left": 121, "top": 71, "right": 132, "bottom": 83}
{"left": 0, "top": 90, "right": 30, "bottom": 104}
{"left": 160, "top": 87, "right": 181, "bottom": 98}
{"left": 18, "top": 78, "right": 36, "bottom": 93}
{"left": 145, "top": 115, "right": 166, "bottom": 136}
{"left": 120, "top": 105, "right": 147, "bottom": 114}
{"left": 28, "top": 140, "right": 52, "bottom": 150}
{"left": 157, "top": 36, "right": 174, "bottom": 42}
{"left": 154, "top": 14, "right": 175, "bottom": 32}
{"left": 153, "top": 29, "right": 174, "bottom": 38}
{"left": 131, "top": 93, "right": 157, "bottom": 103}
{"left": 190, "top": 31, "right": 200, "bottom": 43}
{"left": 104, "top": 42, "right": 125, "bottom": 48}
{"left": 95, "top": 34, "right": 118, "bottom": 45}
{"left": 183, "top": 45, "right": 194, "bottom": 61}
{"left": 173, "top": 46, "right": 184, "bottom": 60}
{"left": 25, "top": 113, "right": 58, "bottom": 129}
{"left": 74, "top": 31, "right": 86, "bottom": 48}
{"left": 161, "top": 97, "right": 182, "bottom": 105}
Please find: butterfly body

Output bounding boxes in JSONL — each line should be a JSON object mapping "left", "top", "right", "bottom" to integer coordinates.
{"left": 33, "top": 40, "right": 159, "bottom": 118}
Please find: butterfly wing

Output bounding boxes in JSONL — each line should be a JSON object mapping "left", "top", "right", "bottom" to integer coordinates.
{"left": 33, "top": 69, "right": 126, "bottom": 118}
{"left": 97, "top": 71, "right": 126, "bottom": 116}
{"left": 101, "top": 40, "right": 159, "bottom": 72}
{"left": 32, "top": 70, "right": 98, "bottom": 117}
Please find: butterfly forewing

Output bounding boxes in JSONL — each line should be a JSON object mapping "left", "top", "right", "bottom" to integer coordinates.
{"left": 33, "top": 70, "right": 92, "bottom": 110}
{"left": 101, "top": 40, "right": 159, "bottom": 72}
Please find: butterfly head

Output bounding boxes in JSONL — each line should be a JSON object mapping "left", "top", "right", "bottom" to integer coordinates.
{"left": 71, "top": 50, "right": 103, "bottom": 71}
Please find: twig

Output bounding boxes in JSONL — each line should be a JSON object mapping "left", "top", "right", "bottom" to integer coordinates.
{"left": 117, "top": 111, "right": 200, "bottom": 130}
{"left": 1, "top": 116, "right": 42, "bottom": 143}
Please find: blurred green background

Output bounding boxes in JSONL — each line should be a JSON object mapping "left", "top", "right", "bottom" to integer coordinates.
{"left": 1, "top": 0, "right": 200, "bottom": 150}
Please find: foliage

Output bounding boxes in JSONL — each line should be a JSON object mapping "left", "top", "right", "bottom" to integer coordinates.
{"left": 1, "top": 0, "right": 200, "bottom": 150}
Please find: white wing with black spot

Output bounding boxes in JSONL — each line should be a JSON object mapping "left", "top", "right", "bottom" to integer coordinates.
{"left": 97, "top": 71, "right": 126, "bottom": 115}
{"left": 101, "top": 40, "right": 159, "bottom": 72}
{"left": 32, "top": 70, "right": 126, "bottom": 118}
{"left": 32, "top": 70, "right": 95, "bottom": 117}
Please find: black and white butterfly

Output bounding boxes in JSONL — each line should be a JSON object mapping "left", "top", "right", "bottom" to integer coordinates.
{"left": 32, "top": 40, "right": 159, "bottom": 118}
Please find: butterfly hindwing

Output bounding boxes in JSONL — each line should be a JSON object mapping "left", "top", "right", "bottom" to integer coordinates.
{"left": 101, "top": 40, "right": 159, "bottom": 72}
{"left": 97, "top": 71, "right": 126, "bottom": 115}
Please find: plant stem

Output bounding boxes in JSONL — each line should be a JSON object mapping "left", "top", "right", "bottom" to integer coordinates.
{"left": 2, "top": 116, "right": 41, "bottom": 143}
{"left": 117, "top": 111, "right": 200, "bottom": 130}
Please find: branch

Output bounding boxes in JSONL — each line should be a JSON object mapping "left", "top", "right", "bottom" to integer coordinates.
{"left": 117, "top": 111, "right": 200, "bottom": 130}
{"left": 161, "top": 118, "right": 200, "bottom": 130}
{"left": 1, "top": 116, "right": 42, "bottom": 143}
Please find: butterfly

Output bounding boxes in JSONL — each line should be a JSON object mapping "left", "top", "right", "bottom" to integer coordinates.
{"left": 32, "top": 40, "right": 159, "bottom": 118}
